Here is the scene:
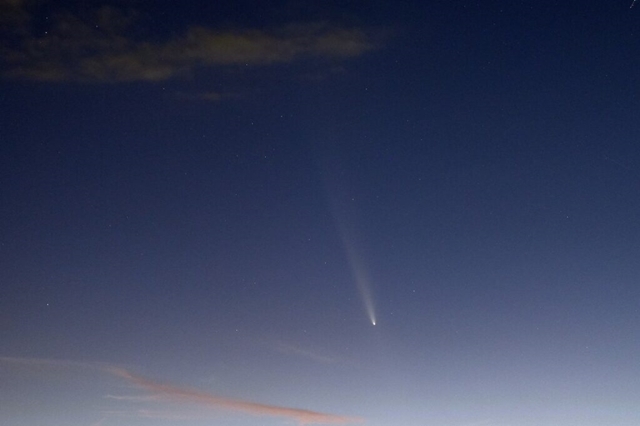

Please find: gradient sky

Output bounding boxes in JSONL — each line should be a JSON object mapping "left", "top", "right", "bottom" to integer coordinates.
{"left": 2, "top": 1, "right": 640, "bottom": 425}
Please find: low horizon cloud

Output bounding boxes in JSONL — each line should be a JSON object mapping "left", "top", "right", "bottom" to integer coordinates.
{"left": 109, "top": 366, "right": 363, "bottom": 425}
{"left": 0, "top": 355, "right": 364, "bottom": 425}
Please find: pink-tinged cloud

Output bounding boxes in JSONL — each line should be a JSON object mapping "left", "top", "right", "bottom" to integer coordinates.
{"left": 107, "top": 366, "right": 363, "bottom": 425}
{"left": 0, "top": 356, "right": 363, "bottom": 425}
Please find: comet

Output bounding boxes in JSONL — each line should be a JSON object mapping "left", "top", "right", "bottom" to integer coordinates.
{"left": 337, "top": 221, "right": 377, "bottom": 328}
{"left": 319, "top": 155, "right": 377, "bottom": 328}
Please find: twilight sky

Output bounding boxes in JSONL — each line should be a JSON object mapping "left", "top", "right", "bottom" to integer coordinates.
{"left": 1, "top": 1, "right": 640, "bottom": 425}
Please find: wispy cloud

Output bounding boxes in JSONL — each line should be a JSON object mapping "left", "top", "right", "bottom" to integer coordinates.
{"left": 1, "top": 3, "right": 379, "bottom": 83}
{"left": 134, "top": 409, "right": 206, "bottom": 421}
{"left": 105, "top": 394, "right": 163, "bottom": 402}
{"left": 174, "top": 90, "right": 240, "bottom": 102}
{"left": 0, "top": 356, "right": 363, "bottom": 425}
{"left": 274, "top": 341, "right": 339, "bottom": 364}
{"left": 88, "top": 417, "right": 106, "bottom": 426}
{"left": 108, "top": 366, "right": 363, "bottom": 425}
{"left": 0, "top": 355, "right": 110, "bottom": 371}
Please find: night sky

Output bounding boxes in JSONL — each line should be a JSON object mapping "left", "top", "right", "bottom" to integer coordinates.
{"left": 2, "top": 1, "right": 640, "bottom": 425}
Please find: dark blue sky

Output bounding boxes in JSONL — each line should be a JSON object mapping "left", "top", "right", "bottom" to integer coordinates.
{"left": 2, "top": 1, "right": 640, "bottom": 425}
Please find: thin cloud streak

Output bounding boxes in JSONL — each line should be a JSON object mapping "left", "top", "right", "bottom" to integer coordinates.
{"left": 88, "top": 418, "right": 106, "bottom": 426}
{"left": 105, "top": 394, "right": 162, "bottom": 402}
{"left": 274, "top": 341, "right": 339, "bottom": 364}
{"left": 174, "top": 90, "right": 240, "bottom": 102}
{"left": 135, "top": 409, "right": 207, "bottom": 421}
{"left": 98, "top": 409, "right": 208, "bottom": 422}
{"left": 0, "top": 355, "right": 111, "bottom": 371}
{"left": 0, "top": 356, "right": 363, "bottom": 425}
{"left": 108, "top": 366, "right": 363, "bottom": 425}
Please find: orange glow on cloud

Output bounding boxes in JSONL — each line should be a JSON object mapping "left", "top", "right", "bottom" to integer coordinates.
{"left": 107, "top": 366, "right": 363, "bottom": 425}
{"left": 0, "top": 357, "right": 362, "bottom": 426}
